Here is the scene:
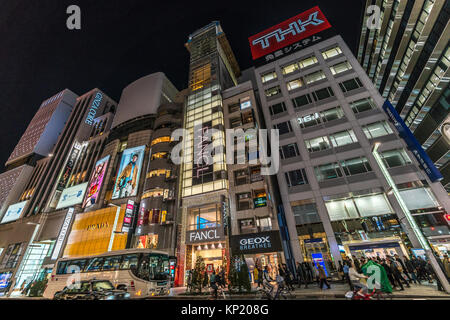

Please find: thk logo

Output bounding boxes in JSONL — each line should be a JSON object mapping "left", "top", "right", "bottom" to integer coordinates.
{"left": 251, "top": 11, "right": 324, "bottom": 50}
{"left": 248, "top": 6, "right": 332, "bottom": 60}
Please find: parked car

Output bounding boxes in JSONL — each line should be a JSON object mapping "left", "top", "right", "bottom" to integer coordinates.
{"left": 53, "top": 280, "right": 130, "bottom": 300}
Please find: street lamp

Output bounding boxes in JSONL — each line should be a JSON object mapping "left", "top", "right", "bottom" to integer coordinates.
{"left": 372, "top": 142, "right": 450, "bottom": 293}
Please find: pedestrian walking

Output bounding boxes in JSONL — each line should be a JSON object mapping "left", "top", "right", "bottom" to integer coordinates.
{"left": 317, "top": 264, "right": 330, "bottom": 290}
{"left": 282, "top": 264, "right": 295, "bottom": 291}
{"left": 403, "top": 257, "right": 418, "bottom": 284}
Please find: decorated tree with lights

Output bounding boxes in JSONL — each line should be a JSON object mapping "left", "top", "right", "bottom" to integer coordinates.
{"left": 192, "top": 255, "right": 205, "bottom": 293}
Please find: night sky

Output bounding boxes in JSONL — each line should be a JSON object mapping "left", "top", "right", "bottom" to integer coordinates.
{"left": 0, "top": 0, "right": 364, "bottom": 173}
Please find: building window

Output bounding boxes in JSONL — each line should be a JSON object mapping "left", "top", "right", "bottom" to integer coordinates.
{"left": 340, "top": 157, "right": 372, "bottom": 176}
{"left": 329, "top": 129, "right": 358, "bottom": 147}
{"left": 314, "top": 162, "right": 343, "bottom": 181}
{"left": 190, "top": 63, "right": 211, "bottom": 91}
{"left": 291, "top": 199, "right": 320, "bottom": 224}
{"left": 256, "top": 216, "right": 272, "bottom": 231}
{"left": 321, "top": 46, "right": 343, "bottom": 60}
{"left": 239, "top": 219, "right": 255, "bottom": 233}
{"left": 189, "top": 204, "right": 220, "bottom": 230}
{"left": 234, "top": 169, "right": 249, "bottom": 186}
{"left": 273, "top": 121, "right": 293, "bottom": 135}
{"left": 250, "top": 166, "right": 263, "bottom": 182}
{"left": 380, "top": 149, "right": 412, "bottom": 168}
{"left": 330, "top": 61, "right": 352, "bottom": 75}
{"left": 285, "top": 168, "right": 309, "bottom": 187}
{"left": 292, "top": 94, "right": 313, "bottom": 108}
{"left": 236, "top": 192, "right": 252, "bottom": 211}
{"left": 321, "top": 106, "right": 344, "bottom": 122}
{"left": 151, "top": 136, "right": 171, "bottom": 146}
{"left": 339, "top": 78, "right": 364, "bottom": 93}
{"left": 265, "top": 86, "right": 281, "bottom": 97}
{"left": 228, "top": 102, "right": 240, "bottom": 113}
{"left": 311, "top": 87, "right": 334, "bottom": 101}
{"left": 280, "top": 143, "right": 300, "bottom": 159}
{"left": 298, "top": 56, "right": 318, "bottom": 68}
{"left": 269, "top": 102, "right": 287, "bottom": 115}
{"left": 304, "top": 70, "right": 326, "bottom": 84}
{"left": 350, "top": 97, "right": 376, "bottom": 114}
{"left": 305, "top": 135, "right": 331, "bottom": 152}
{"left": 286, "top": 78, "right": 304, "bottom": 91}
{"left": 281, "top": 62, "right": 300, "bottom": 75}
{"left": 261, "top": 71, "right": 277, "bottom": 83}
{"left": 362, "top": 121, "right": 393, "bottom": 139}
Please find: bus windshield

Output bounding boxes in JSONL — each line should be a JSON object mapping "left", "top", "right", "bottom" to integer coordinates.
{"left": 136, "top": 253, "right": 169, "bottom": 281}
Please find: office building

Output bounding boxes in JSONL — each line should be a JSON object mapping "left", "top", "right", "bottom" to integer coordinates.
{"left": 248, "top": 6, "right": 450, "bottom": 274}
{"left": 357, "top": 0, "right": 450, "bottom": 190}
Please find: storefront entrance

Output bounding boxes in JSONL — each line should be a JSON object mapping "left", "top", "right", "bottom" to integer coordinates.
{"left": 344, "top": 240, "right": 408, "bottom": 260}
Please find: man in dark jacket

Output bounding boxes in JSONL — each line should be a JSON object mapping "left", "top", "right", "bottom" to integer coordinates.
{"left": 296, "top": 262, "right": 307, "bottom": 289}
{"left": 352, "top": 255, "right": 361, "bottom": 273}
{"left": 404, "top": 257, "right": 418, "bottom": 284}
{"left": 389, "top": 258, "right": 410, "bottom": 290}
{"left": 394, "top": 254, "right": 412, "bottom": 284}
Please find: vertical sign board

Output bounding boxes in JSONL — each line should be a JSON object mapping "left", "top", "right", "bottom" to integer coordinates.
{"left": 57, "top": 142, "right": 83, "bottom": 191}
{"left": 51, "top": 208, "right": 75, "bottom": 260}
{"left": 248, "top": 6, "right": 333, "bottom": 65}
{"left": 121, "top": 200, "right": 135, "bottom": 233}
{"left": 382, "top": 100, "right": 443, "bottom": 182}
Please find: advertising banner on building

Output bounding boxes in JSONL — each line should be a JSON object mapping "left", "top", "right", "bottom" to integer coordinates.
{"left": 57, "top": 141, "right": 83, "bottom": 191}
{"left": 121, "top": 200, "right": 135, "bottom": 233}
{"left": 230, "top": 231, "right": 282, "bottom": 255}
{"left": 1, "top": 200, "right": 28, "bottom": 224}
{"left": 185, "top": 227, "right": 225, "bottom": 245}
{"left": 248, "top": 6, "right": 332, "bottom": 65}
{"left": 382, "top": 100, "right": 443, "bottom": 182}
{"left": 192, "top": 121, "right": 214, "bottom": 186}
{"left": 82, "top": 155, "right": 110, "bottom": 209}
{"left": 112, "top": 145, "right": 145, "bottom": 199}
{"left": 50, "top": 208, "right": 75, "bottom": 260}
{"left": 56, "top": 182, "right": 88, "bottom": 210}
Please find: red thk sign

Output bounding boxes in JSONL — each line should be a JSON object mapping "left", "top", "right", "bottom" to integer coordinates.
{"left": 248, "top": 6, "right": 332, "bottom": 60}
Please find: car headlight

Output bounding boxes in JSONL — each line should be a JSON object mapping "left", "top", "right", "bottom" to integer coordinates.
{"left": 105, "top": 295, "right": 116, "bottom": 300}
{"left": 124, "top": 293, "right": 130, "bottom": 299}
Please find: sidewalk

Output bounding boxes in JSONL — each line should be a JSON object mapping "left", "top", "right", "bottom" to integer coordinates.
{"left": 171, "top": 282, "right": 450, "bottom": 299}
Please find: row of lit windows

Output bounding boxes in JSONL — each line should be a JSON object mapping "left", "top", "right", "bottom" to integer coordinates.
{"left": 150, "top": 136, "right": 171, "bottom": 146}
{"left": 261, "top": 46, "right": 344, "bottom": 84}
{"left": 146, "top": 169, "right": 171, "bottom": 179}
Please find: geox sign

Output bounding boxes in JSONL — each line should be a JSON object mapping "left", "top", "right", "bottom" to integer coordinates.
{"left": 230, "top": 231, "right": 282, "bottom": 254}
{"left": 248, "top": 6, "right": 332, "bottom": 61}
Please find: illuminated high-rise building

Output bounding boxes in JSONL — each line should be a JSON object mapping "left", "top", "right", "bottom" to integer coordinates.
{"left": 176, "top": 22, "right": 240, "bottom": 286}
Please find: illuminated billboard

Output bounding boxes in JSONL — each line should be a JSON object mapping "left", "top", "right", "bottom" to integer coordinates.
{"left": 82, "top": 155, "right": 110, "bottom": 209}
{"left": 112, "top": 145, "right": 145, "bottom": 199}
{"left": 248, "top": 6, "right": 331, "bottom": 60}
{"left": 56, "top": 182, "right": 88, "bottom": 210}
{"left": 1, "top": 201, "right": 28, "bottom": 224}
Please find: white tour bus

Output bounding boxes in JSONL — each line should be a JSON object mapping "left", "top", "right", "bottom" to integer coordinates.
{"left": 43, "top": 249, "right": 171, "bottom": 299}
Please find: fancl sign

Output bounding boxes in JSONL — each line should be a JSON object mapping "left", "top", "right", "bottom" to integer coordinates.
{"left": 85, "top": 92, "right": 103, "bottom": 125}
{"left": 382, "top": 100, "right": 443, "bottom": 182}
{"left": 186, "top": 227, "right": 225, "bottom": 244}
{"left": 51, "top": 208, "right": 75, "bottom": 260}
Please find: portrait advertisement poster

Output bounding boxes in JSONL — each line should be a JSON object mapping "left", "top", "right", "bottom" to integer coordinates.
{"left": 82, "top": 155, "right": 110, "bottom": 209}
{"left": 112, "top": 145, "right": 145, "bottom": 199}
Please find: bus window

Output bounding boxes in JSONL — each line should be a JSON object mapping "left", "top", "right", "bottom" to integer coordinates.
{"left": 56, "top": 261, "right": 68, "bottom": 275}
{"left": 120, "top": 254, "right": 139, "bottom": 272}
{"left": 102, "top": 256, "right": 122, "bottom": 271}
{"left": 85, "top": 257, "right": 104, "bottom": 272}
{"left": 137, "top": 254, "right": 150, "bottom": 281}
{"left": 67, "top": 259, "right": 88, "bottom": 273}
{"left": 149, "top": 254, "right": 170, "bottom": 280}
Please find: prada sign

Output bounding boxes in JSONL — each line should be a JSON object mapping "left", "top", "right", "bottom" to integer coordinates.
{"left": 186, "top": 227, "right": 225, "bottom": 245}
{"left": 230, "top": 231, "right": 282, "bottom": 255}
